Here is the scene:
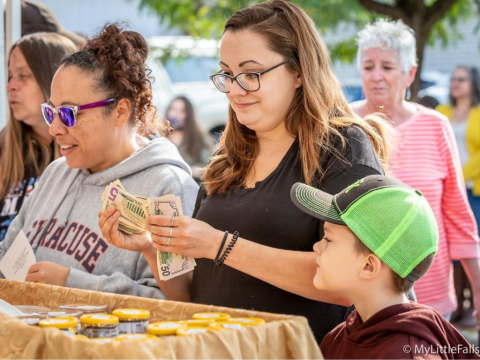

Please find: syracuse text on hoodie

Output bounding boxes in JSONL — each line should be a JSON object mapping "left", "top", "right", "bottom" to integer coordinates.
{"left": 0, "top": 138, "right": 199, "bottom": 299}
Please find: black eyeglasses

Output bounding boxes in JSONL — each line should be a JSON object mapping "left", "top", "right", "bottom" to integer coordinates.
{"left": 210, "top": 60, "right": 289, "bottom": 93}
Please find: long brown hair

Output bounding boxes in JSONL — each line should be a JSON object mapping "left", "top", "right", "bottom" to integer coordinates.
{"left": 203, "top": 0, "right": 386, "bottom": 195}
{"left": 0, "top": 32, "right": 76, "bottom": 199}
{"left": 166, "top": 96, "right": 210, "bottom": 163}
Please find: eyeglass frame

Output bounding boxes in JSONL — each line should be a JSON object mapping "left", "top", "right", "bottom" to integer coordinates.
{"left": 210, "top": 60, "right": 290, "bottom": 93}
{"left": 41, "top": 98, "right": 118, "bottom": 128}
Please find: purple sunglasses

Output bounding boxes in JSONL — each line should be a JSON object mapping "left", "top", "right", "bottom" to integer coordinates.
{"left": 41, "top": 98, "right": 117, "bottom": 128}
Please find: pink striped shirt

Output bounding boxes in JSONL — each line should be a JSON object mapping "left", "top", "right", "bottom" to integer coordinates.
{"left": 389, "top": 106, "right": 480, "bottom": 315}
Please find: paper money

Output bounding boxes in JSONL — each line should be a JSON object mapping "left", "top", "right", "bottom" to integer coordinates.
{"left": 101, "top": 182, "right": 148, "bottom": 234}
{"left": 101, "top": 180, "right": 196, "bottom": 280}
{"left": 148, "top": 197, "right": 197, "bottom": 281}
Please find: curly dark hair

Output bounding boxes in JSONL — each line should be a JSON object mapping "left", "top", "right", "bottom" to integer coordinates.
{"left": 60, "top": 22, "right": 169, "bottom": 137}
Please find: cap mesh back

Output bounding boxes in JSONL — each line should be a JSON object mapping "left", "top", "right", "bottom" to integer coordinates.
{"left": 341, "top": 188, "right": 438, "bottom": 278}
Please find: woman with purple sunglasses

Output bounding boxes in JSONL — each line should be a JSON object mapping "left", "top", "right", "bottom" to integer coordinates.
{"left": 0, "top": 23, "right": 199, "bottom": 299}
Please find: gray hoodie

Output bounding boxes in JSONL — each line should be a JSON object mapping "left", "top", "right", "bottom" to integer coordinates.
{"left": 0, "top": 138, "right": 199, "bottom": 299}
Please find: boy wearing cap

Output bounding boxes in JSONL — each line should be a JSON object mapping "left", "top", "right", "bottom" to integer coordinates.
{"left": 291, "top": 175, "right": 479, "bottom": 359}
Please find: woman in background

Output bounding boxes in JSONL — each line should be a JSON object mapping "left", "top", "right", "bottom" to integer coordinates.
{"left": 0, "top": 32, "right": 76, "bottom": 241}
{"left": 166, "top": 96, "right": 212, "bottom": 182}
{"left": 437, "top": 66, "right": 480, "bottom": 324}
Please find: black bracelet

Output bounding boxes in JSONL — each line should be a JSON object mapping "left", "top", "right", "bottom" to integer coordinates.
{"left": 214, "top": 231, "right": 229, "bottom": 264}
{"left": 216, "top": 231, "right": 240, "bottom": 267}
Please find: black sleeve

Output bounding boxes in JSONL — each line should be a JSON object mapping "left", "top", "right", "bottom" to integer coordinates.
{"left": 192, "top": 185, "right": 205, "bottom": 218}
{"left": 320, "top": 125, "right": 385, "bottom": 195}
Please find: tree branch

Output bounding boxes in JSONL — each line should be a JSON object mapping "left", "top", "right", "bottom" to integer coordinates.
{"left": 425, "top": 0, "right": 458, "bottom": 32}
{"left": 358, "top": 0, "right": 408, "bottom": 22}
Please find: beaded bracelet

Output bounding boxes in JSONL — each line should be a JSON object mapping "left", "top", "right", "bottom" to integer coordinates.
{"left": 216, "top": 231, "right": 240, "bottom": 267}
{"left": 214, "top": 231, "right": 229, "bottom": 264}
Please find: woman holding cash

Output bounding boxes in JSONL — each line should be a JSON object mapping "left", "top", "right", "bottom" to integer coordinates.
{"left": 99, "top": 0, "right": 385, "bottom": 342}
{"left": 0, "top": 23, "right": 199, "bottom": 299}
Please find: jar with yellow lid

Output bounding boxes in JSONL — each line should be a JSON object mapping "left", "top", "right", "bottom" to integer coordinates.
{"left": 116, "top": 333, "right": 158, "bottom": 342}
{"left": 228, "top": 317, "right": 266, "bottom": 326}
{"left": 39, "top": 316, "right": 78, "bottom": 336}
{"left": 46, "top": 309, "right": 83, "bottom": 319}
{"left": 112, "top": 308, "right": 150, "bottom": 334}
{"left": 60, "top": 303, "right": 108, "bottom": 315}
{"left": 16, "top": 314, "right": 47, "bottom": 326}
{"left": 80, "top": 314, "right": 119, "bottom": 338}
{"left": 192, "top": 312, "right": 231, "bottom": 322}
{"left": 209, "top": 321, "right": 244, "bottom": 330}
{"left": 176, "top": 326, "right": 213, "bottom": 336}
{"left": 179, "top": 319, "right": 215, "bottom": 327}
{"left": 147, "top": 321, "right": 186, "bottom": 336}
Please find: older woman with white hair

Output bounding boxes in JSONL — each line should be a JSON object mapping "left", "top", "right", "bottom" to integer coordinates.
{"left": 351, "top": 19, "right": 480, "bottom": 322}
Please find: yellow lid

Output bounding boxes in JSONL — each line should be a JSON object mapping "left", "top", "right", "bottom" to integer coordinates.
{"left": 147, "top": 321, "right": 185, "bottom": 336}
{"left": 179, "top": 319, "right": 215, "bottom": 327}
{"left": 90, "top": 337, "right": 117, "bottom": 343}
{"left": 192, "top": 312, "right": 231, "bottom": 322}
{"left": 39, "top": 316, "right": 78, "bottom": 329}
{"left": 75, "top": 334, "right": 89, "bottom": 340}
{"left": 176, "top": 326, "right": 210, "bottom": 336}
{"left": 116, "top": 333, "right": 158, "bottom": 342}
{"left": 228, "top": 317, "right": 266, "bottom": 326}
{"left": 112, "top": 309, "right": 150, "bottom": 320}
{"left": 80, "top": 314, "right": 119, "bottom": 325}
{"left": 209, "top": 321, "right": 244, "bottom": 330}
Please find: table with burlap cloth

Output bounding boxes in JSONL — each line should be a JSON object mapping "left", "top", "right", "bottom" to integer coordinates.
{"left": 0, "top": 280, "right": 322, "bottom": 359}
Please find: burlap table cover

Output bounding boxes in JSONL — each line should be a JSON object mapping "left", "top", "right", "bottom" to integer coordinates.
{"left": 0, "top": 280, "right": 322, "bottom": 359}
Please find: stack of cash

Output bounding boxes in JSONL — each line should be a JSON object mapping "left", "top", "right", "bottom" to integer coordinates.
{"left": 101, "top": 180, "right": 196, "bottom": 281}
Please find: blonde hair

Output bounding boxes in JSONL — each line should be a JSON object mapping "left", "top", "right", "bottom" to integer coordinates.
{"left": 0, "top": 33, "right": 76, "bottom": 199}
{"left": 204, "top": 0, "right": 386, "bottom": 194}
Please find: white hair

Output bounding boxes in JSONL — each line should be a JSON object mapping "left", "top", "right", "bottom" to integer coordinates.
{"left": 356, "top": 19, "right": 417, "bottom": 73}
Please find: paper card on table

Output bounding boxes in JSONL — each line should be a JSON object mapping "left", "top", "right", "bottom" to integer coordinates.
{"left": 0, "top": 230, "right": 36, "bottom": 281}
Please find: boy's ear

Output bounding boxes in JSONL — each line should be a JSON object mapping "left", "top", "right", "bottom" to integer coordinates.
{"left": 359, "top": 253, "right": 383, "bottom": 280}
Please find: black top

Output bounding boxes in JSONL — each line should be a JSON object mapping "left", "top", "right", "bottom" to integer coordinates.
{"left": 191, "top": 126, "right": 384, "bottom": 342}
{"left": 0, "top": 142, "right": 54, "bottom": 242}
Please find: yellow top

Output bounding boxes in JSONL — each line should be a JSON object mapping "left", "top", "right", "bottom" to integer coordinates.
{"left": 209, "top": 321, "right": 243, "bottom": 330}
{"left": 437, "top": 104, "right": 480, "bottom": 195}
{"left": 80, "top": 314, "right": 119, "bottom": 325}
{"left": 228, "top": 317, "right": 266, "bottom": 326}
{"left": 176, "top": 326, "right": 210, "bottom": 336}
{"left": 112, "top": 309, "right": 150, "bottom": 320}
{"left": 116, "top": 334, "right": 158, "bottom": 342}
{"left": 39, "top": 316, "right": 78, "bottom": 329}
{"left": 147, "top": 321, "right": 185, "bottom": 336}
{"left": 179, "top": 319, "right": 215, "bottom": 327}
{"left": 75, "top": 334, "right": 89, "bottom": 340}
{"left": 192, "top": 312, "right": 231, "bottom": 322}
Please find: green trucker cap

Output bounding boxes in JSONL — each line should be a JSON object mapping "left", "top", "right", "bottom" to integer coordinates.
{"left": 291, "top": 175, "right": 439, "bottom": 281}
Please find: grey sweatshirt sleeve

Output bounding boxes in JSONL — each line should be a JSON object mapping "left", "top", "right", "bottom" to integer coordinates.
{"left": 65, "top": 252, "right": 166, "bottom": 299}
{"left": 162, "top": 166, "right": 200, "bottom": 217}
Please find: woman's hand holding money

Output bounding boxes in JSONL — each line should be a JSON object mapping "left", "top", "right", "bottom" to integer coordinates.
{"left": 147, "top": 215, "right": 223, "bottom": 260}
{"left": 98, "top": 205, "right": 152, "bottom": 253}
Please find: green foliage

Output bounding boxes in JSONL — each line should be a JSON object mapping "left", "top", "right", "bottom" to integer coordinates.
{"left": 136, "top": 0, "right": 478, "bottom": 63}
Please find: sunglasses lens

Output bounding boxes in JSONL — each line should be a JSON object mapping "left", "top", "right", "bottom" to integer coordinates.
{"left": 42, "top": 106, "right": 54, "bottom": 125}
{"left": 58, "top": 107, "right": 76, "bottom": 127}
